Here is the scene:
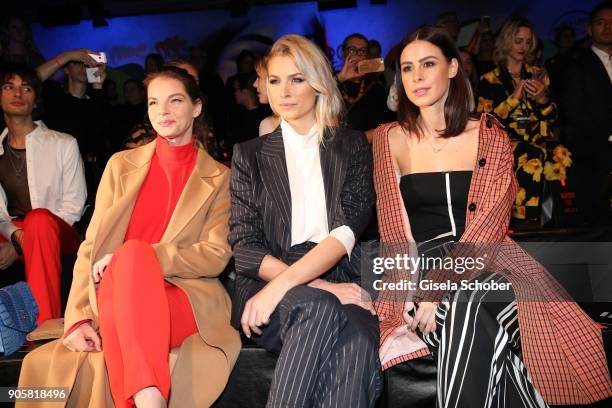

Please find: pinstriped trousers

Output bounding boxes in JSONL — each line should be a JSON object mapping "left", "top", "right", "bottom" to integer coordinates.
{"left": 254, "top": 285, "right": 382, "bottom": 408}
{"left": 421, "top": 272, "right": 548, "bottom": 408}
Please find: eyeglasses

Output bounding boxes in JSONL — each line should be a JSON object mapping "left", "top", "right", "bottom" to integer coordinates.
{"left": 345, "top": 47, "right": 369, "bottom": 57}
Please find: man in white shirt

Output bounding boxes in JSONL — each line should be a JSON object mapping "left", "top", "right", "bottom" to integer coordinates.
{"left": 0, "top": 64, "right": 86, "bottom": 323}
{"left": 559, "top": 1, "right": 612, "bottom": 224}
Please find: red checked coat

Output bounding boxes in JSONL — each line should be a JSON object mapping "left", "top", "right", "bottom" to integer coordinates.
{"left": 372, "top": 113, "right": 612, "bottom": 405}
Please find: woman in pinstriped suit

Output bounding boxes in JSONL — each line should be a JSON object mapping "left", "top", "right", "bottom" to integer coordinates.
{"left": 228, "top": 34, "right": 382, "bottom": 407}
{"left": 373, "top": 26, "right": 611, "bottom": 407}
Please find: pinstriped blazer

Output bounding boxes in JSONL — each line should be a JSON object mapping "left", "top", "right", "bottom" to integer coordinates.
{"left": 372, "top": 114, "right": 612, "bottom": 405}
{"left": 229, "top": 127, "right": 375, "bottom": 325}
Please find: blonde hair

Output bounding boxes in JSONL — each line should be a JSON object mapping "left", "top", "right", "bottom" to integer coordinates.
{"left": 266, "top": 34, "right": 344, "bottom": 141}
{"left": 494, "top": 17, "right": 537, "bottom": 66}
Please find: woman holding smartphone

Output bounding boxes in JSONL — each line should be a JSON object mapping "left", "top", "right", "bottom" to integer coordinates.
{"left": 230, "top": 34, "right": 382, "bottom": 407}
{"left": 477, "top": 17, "right": 572, "bottom": 222}
{"left": 373, "top": 26, "right": 611, "bottom": 407}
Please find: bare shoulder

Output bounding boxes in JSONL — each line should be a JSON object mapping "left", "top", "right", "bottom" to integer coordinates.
{"left": 386, "top": 124, "right": 405, "bottom": 153}
{"left": 461, "top": 118, "right": 480, "bottom": 143}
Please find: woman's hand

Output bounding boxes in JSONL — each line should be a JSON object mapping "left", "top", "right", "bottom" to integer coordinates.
{"left": 524, "top": 79, "right": 548, "bottom": 104}
{"left": 311, "top": 280, "right": 375, "bottom": 314}
{"left": 62, "top": 323, "right": 102, "bottom": 352}
{"left": 92, "top": 253, "right": 113, "bottom": 283}
{"left": 511, "top": 79, "right": 526, "bottom": 100}
{"left": 410, "top": 301, "right": 438, "bottom": 336}
{"left": 241, "top": 280, "right": 289, "bottom": 338}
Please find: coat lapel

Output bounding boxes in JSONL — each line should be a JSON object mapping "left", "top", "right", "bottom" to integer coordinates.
{"left": 161, "top": 148, "right": 219, "bottom": 242}
{"left": 256, "top": 131, "right": 292, "bottom": 229}
{"left": 91, "top": 141, "right": 156, "bottom": 263}
{"left": 320, "top": 130, "right": 347, "bottom": 229}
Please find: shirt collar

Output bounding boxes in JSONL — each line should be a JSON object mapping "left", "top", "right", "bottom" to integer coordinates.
{"left": 591, "top": 45, "right": 611, "bottom": 62}
{"left": 0, "top": 120, "right": 46, "bottom": 146}
{"left": 280, "top": 119, "right": 318, "bottom": 147}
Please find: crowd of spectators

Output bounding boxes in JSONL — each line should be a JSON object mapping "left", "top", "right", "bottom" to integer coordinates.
{"left": 1, "top": 2, "right": 611, "bottom": 230}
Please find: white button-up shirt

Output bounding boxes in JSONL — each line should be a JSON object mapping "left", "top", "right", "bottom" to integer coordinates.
{"left": 592, "top": 45, "right": 612, "bottom": 83}
{"left": 281, "top": 120, "right": 355, "bottom": 256}
{"left": 0, "top": 121, "right": 87, "bottom": 239}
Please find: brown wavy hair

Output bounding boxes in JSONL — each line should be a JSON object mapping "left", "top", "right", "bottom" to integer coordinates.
{"left": 396, "top": 26, "right": 475, "bottom": 139}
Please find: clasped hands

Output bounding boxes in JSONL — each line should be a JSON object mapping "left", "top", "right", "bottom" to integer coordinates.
{"left": 512, "top": 78, "right": 548, "bottom": 104}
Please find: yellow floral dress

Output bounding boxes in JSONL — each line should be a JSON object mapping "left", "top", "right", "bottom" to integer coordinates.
{"left": 477, "top": 65, "right": 573, "bottom": 220}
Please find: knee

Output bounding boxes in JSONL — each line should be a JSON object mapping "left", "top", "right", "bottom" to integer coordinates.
{"left": 23, "top": 209, "right": 57, "bottom": 232}
{"left": 281, "top": 286, "right": 343, "bottom": 319}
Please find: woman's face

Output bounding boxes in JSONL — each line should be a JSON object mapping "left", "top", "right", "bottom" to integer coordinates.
{"left": 147, "top": 76, "right": 202, "bottom": 146}
{"left": 399, "top": 40, "right": 458, "bottom": 109}
{"left": 266, "top": 55, "right": 317, "bottom": 127}
{"left": 508, "top": 26, "right": 533, "bottom": 63}
{"left": 253, "top": 74, "right": 269, "bottom": 104}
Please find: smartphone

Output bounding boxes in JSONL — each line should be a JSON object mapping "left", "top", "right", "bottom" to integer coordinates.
{"left": 357, "top": 58, "right": 384, "bottom": 75}
{"left": 86, "top": 52, "right": 107, "bottom": 83}
{"left": 531, "top": 70, "right": 545, "bottom": 81}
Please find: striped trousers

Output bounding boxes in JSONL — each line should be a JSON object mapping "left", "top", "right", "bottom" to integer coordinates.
{"left": 421, "top": 272, "right": 548, "bottom": 408}
{"left": 254, "top": 285, "right": 382, "bottom": 408}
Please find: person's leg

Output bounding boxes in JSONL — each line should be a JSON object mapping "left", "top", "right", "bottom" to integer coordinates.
{"left": 263, "top": 286, "right": 346, "bottom": 408}
{"left": 262, "top": 285, "right": 381, "bottom": 408}
{"left": 311, "top": 304, "right": 382, "bottom": 408}
{"left": 98, "top": 240, "right": 197, "bottom": 408}
{"left": 423, "top": 273, "right": 547, "bottom": 408}
{"left": 21, "top": 209, "right": 81, "bottom": 323}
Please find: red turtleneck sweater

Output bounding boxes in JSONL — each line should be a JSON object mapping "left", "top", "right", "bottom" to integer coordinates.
{"left": 125, "top": 136, "right": 197, "bottom": 243}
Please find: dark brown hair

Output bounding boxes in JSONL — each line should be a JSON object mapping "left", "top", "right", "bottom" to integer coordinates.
{"left": 143, "top": 65, "right": 207, "bottom": 148}
{"left": 0, "top": 63, "right": 43, "bottom": 111}
{"left": 396, "top": 26, "right": 475, "bottom": 139}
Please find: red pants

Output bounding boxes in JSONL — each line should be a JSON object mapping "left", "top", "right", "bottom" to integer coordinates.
{"left": 0, "top": 209, "right": 81, "bottom": 324}
{"left": 97, "top": 240, "right": 198, "bottom": 407}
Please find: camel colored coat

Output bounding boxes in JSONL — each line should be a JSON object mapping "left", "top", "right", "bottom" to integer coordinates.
{"left": 17, "top": 140, "right": 241, "bottom": 407}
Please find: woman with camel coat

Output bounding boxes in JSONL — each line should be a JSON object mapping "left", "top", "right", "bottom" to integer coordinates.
{"left": 17, "top": 66, "right": 240, "bottom": 408}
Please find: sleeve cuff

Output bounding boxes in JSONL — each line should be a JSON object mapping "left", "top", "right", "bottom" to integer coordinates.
{"left": 329, "top": 225, "right": 356, "bottom": 260}
{"left": 64, "top": 319, "right": 92, "bottom": 338}
{"left": 234, "top": 245, "right": 271, "bottom": 280}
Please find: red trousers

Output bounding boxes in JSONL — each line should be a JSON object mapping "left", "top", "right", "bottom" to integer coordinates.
{"left": 97, "top": 240, "right": 198, "bottom": 407}
{"left": 0, "top": 208, "right": 81, "bottom": 324}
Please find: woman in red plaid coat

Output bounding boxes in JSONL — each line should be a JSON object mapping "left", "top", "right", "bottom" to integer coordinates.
{"left": 372, "top": 26, "right": 612, "bottom": 407}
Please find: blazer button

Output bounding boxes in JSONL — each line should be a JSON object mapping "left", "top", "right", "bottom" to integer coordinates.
{"left": 478, "top": 158, "right": 486, "bottom": 167}
{"left": 468, "top": 202, "right": 477, "bottom": 212}
{"left": 486, "top": 119, "right": 492, "bottom": 128}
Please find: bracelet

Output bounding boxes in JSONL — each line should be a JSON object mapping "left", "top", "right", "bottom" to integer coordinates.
{"left": 10, "top": 230, "right": 23, "bottom": 256}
